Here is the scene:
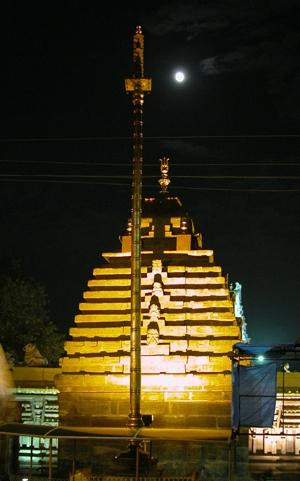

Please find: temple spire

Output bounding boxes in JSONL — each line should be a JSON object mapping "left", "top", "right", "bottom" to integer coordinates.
{"left": 159, "top": 156, "right": 170, "bottom": 193}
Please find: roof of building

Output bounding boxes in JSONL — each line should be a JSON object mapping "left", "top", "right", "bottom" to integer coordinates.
{"left": 0, "top": 422, "right": 231, "bottom": 443}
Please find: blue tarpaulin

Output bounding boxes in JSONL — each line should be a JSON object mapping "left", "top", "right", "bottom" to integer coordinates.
{"left": 232, "top": 362, "right": 277, "bottom": 429}
{"left": 233, "top": 342, "right": 298, "bottom": 357}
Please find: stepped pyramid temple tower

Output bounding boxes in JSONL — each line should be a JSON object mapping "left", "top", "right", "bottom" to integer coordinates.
{"left": 55, "top": 158, "right": 244, "bottom": 430}
{"left": 55, "top": 26, "right": 246, "bottom": 475}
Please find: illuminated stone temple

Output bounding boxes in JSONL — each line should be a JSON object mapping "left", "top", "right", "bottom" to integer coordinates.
{"left": 55, "top": 159, "right": 244, "bottom": 434}
{"left": 54, "top": 25, "right": 247, "bottom": 477}
{"left": 2, "top": 25, "right": 300, "bottom": 481}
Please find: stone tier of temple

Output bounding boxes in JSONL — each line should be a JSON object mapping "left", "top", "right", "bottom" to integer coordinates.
{"left": 55, "top": 192, "right": 242, "bottom": 429}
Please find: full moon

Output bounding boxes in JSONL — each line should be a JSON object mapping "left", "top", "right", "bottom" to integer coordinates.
{"left": 175, "top": 71, "right": 185, "bottom": 83}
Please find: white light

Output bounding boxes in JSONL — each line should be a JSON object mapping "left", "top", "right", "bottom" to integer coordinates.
{"left": 257, "top": 355, "right": 264, "bottom": 362}
{"left": 175, "top": 71, "right": 185, "bottom": 83}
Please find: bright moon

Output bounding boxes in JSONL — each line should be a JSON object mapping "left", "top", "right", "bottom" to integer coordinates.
{"left": 175, "top": 71, "right": 185, "bottom": 83}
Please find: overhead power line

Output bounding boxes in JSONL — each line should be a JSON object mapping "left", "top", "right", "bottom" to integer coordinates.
{"left": 1, "top": 160, "right": 300, "bottom": 167}
{"left": 0, "top": 177, "right": 299, "bottom": 192}
{"left": 1, "top": 174, "right": 300, "bottom": 180}
{"left": 1, "top": 134, "right": 300, "bottom": 143}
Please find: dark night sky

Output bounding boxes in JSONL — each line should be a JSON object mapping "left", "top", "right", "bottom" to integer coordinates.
{"left": 2, "top": 2, "right": 300, "bottom": 345}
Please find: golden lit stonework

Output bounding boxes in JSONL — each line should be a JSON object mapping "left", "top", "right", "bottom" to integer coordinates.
{"left": 55, "top": 159, "right": 242, "bottom": 429}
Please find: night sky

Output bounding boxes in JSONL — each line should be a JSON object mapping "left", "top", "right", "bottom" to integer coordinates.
{"left": 2, "top": 2, "right": 300, "bottom": 345}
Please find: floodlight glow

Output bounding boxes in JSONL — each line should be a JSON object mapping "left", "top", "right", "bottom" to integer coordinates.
{"left": 175, "top": 71, "right": 185, "bottom": 83}
{"left": 257, "top": 355, "right": 264, "bottom": 362}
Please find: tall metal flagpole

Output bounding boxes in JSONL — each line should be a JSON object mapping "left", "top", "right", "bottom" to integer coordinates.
{"left": 125, "top": 26, "right": 151, "bottom": 428}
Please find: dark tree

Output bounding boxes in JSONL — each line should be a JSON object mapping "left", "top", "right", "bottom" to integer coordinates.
{"left": 0, "top": 259, "right": 65, "bottom": 365}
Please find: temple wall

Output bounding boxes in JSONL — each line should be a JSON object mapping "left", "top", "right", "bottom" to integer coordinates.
{"left": 56, "top": 371, "right": 233, "bottom": 428}
{"left": 56, "top": 257, "right": 240, "bottom": 433}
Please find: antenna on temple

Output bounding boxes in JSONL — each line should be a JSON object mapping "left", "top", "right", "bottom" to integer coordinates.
{"left": 159, "top": 156, "right": 170, "bottom": 193}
